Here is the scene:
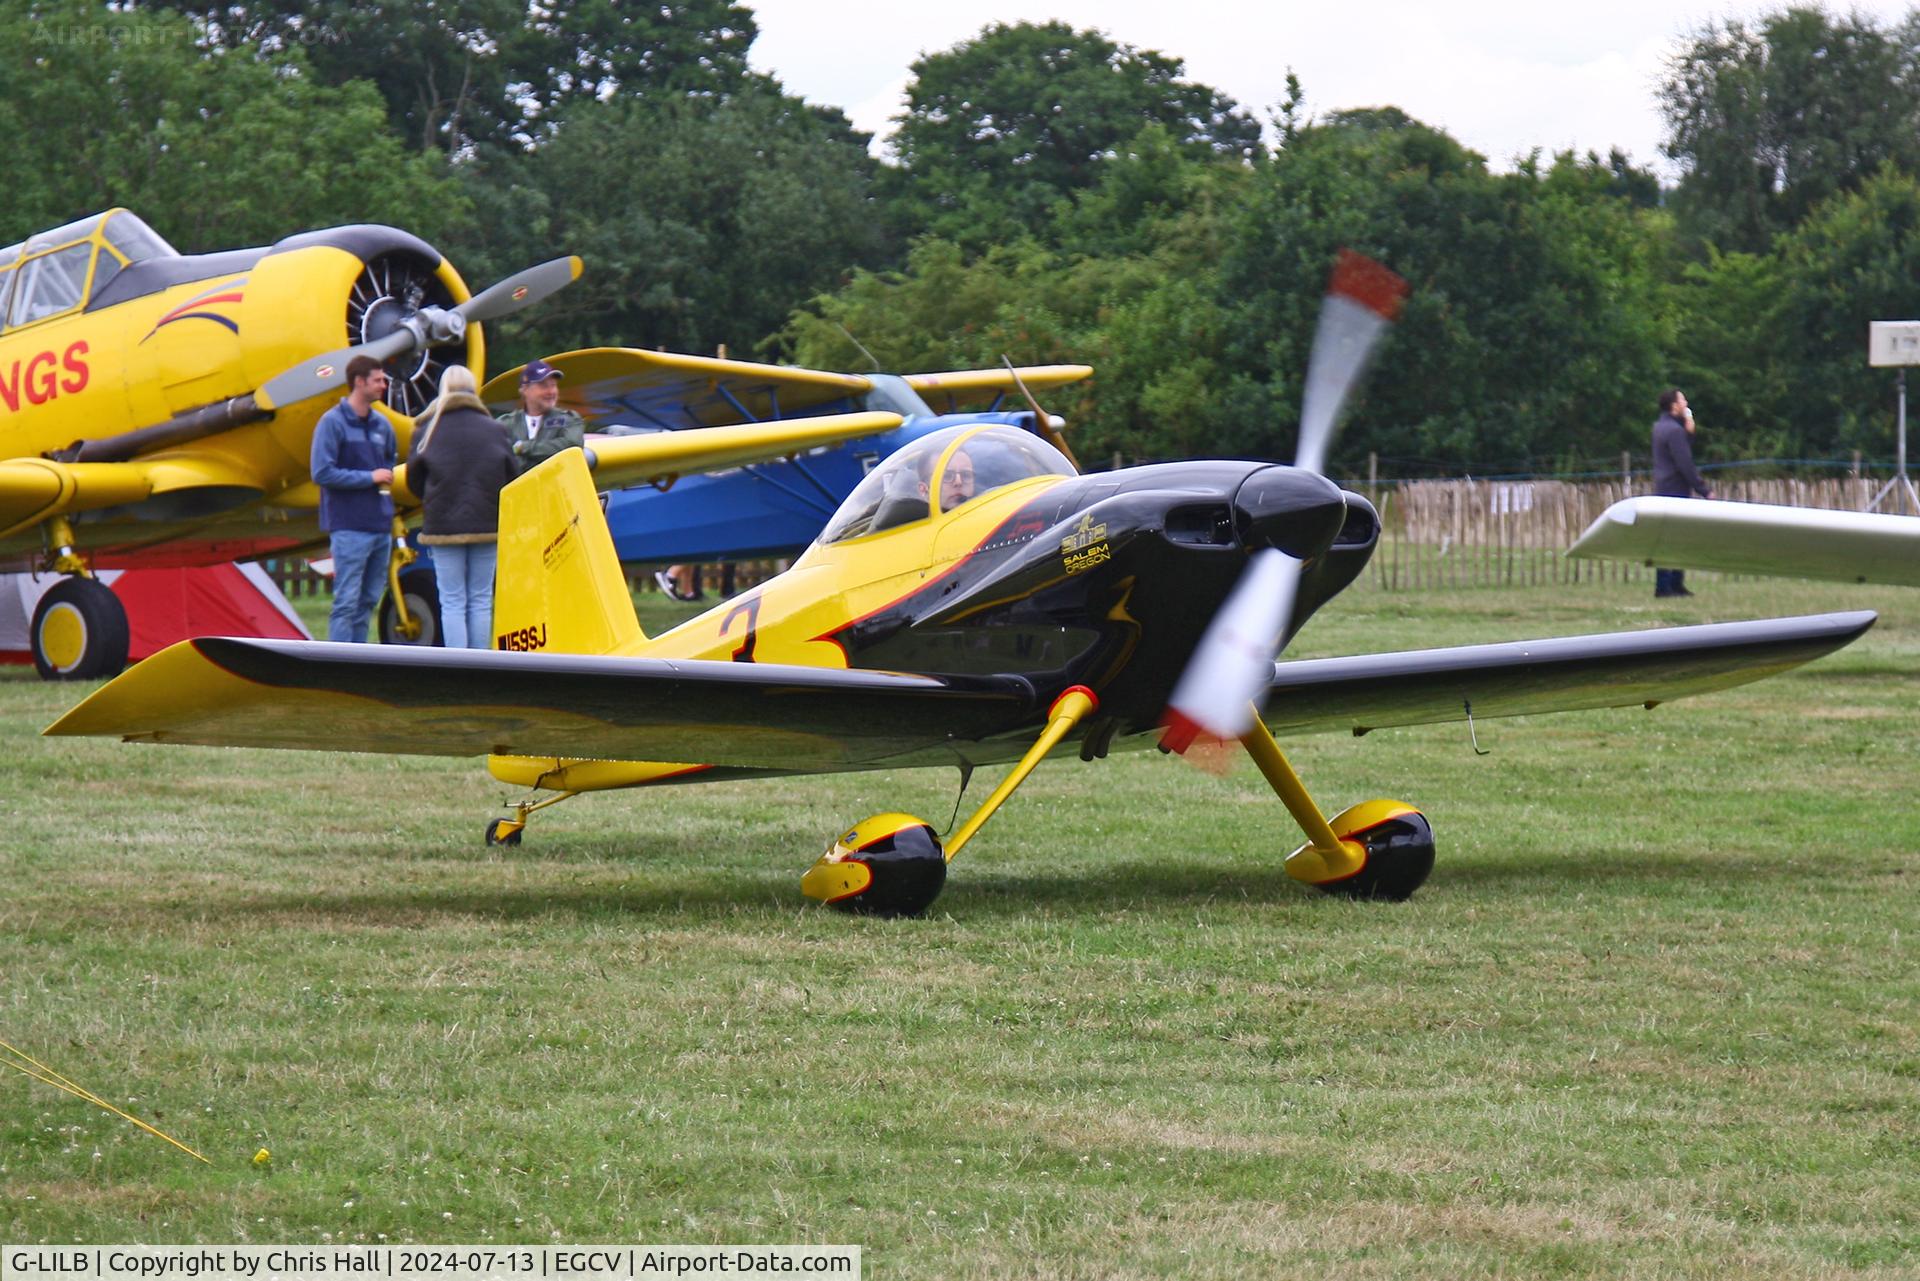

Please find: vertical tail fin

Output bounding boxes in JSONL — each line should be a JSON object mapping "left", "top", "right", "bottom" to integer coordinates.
{"left": 491, "top": 450, "right": 644, "bottom": 655}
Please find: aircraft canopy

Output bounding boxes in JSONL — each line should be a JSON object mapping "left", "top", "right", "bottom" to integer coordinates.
{"left": 818, "top": 423, "right": 1076, "bottom": 544}
{"left": 0, "top": 209, "right": 179, "bottom": 330}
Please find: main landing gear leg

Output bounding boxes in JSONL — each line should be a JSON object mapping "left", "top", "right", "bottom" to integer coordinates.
{"left": 378, "top": 514, "right": 435, "bottom": 645}
{"left": 485, "top": 790, "right": 580, "bottom": 846}
{"left": 1238, "top": 716, "right": 1434, "bottom": 901}
{"left": 30, "top": 514, "right": 129, "bottom": 681}
{"left": 803, "top": 686, "right": 1100, "bottom": 917}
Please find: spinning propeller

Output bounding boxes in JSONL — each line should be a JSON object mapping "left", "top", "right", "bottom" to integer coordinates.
{"left": 1160, "top": 250, "right": 1407, "bottom": 753}
{"left": 255, "top": 256, "right": 585, "bottom": 411}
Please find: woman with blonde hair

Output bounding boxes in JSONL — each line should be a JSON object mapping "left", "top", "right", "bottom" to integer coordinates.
{"left": 406, "top": 365, "right": 517, "bottom": 648}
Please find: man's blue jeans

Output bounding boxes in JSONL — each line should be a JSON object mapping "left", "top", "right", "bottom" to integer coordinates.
{"left": 328, "top": 528, "right": 391, "bottom": 642}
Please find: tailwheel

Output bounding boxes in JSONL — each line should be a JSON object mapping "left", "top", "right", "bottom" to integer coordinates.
{"left": 1290, "top": 800, "right": 1434, "bottom": 902}
{"left": 802, "top": 813, "right": 947, "bottom": 917}
{"left": 485, "top": 818, "right": 524, "bottom": 847}
{"left": 31, "top": 577, "right": 130, "bottom": 680}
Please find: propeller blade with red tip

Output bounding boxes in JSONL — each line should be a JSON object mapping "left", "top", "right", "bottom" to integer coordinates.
{"left": 1159, "top": 250, "right": 1406, "bottom": 754}
{"left": 1160, "top": 548, "right": 1301, "bottom": 752}
{"left": 1295, "top": 249, "right": 1407, "bottom": 473}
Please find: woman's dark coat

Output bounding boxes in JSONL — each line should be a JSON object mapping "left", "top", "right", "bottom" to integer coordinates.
{"left": 407, "top": 392, "right": 518, "bottom": 544}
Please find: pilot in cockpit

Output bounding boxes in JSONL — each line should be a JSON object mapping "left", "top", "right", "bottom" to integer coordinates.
{"left": 921, "top": 446, "right": 975, "bottom": 509}
{"left": 816, "top": 425, "right": 1077, "bottom": 545}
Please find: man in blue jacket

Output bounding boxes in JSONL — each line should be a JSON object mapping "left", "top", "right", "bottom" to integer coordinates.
{"left": 1651, "top": 388, "right": 1713, "bottom": 598}
{"left": 310, "top": 355, "right": 397, "bottom": 641}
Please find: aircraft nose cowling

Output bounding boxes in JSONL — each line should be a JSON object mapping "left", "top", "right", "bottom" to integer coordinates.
{"left": 1233, "top": 466, "right": 1349, "bottom": 558}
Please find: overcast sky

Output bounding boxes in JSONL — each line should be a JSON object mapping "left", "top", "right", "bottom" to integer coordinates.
{"left": 746, "top": 1, "right": 1918, "bottom": 177}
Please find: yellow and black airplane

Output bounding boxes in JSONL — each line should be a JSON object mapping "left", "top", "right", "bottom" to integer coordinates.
{"left": 48, "top": 255, "right": 1874, "bottom": 915}
{"left": 0, "top": 209, "right": 902, "bottom": 678}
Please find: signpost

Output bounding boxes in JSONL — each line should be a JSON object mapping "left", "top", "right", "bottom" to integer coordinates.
{"left": 1867, "top": 321, "right": 1920, "bottom": 514}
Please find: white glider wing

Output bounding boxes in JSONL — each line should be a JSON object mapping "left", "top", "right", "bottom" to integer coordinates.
{"left": 1569, "top": 497, "right": 1920, "bottom": 588}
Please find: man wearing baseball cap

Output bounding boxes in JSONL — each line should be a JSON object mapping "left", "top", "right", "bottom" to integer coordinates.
{"left": 496, "top": 357, "right": 586, "bottom": 475}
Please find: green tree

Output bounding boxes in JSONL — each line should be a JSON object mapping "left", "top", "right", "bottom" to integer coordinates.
{"left": 779, "top": 132, "right": 1248, "bottom": 465}
{"left": 888, "top": 20, "right": 1259, "bottom": 245}
{"left": 1661, "top": 7, "right": 1920, "bottom": 252}
{"left": 469, "top": 89, "right": 886, "bottom": 363}
{"left": 0, "top": 0, "right": 466, "bottom": 249}
{"left": 777, "top": 238, "right": 1107, "bottom": 375}
{"left": 142, "top": 0, "right": 761, "bottom": 153}
{"left": 1660, "top": 248, "right": 1795, "bottom": 456}
{"left": 1771, "top": 167, "right": 1920, "bottom": 455}
{"left": 1213, "top": 119, "right": 1672, "bottom": 473}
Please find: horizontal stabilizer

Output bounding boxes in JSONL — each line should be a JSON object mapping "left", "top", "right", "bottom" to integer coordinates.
{"left": 46, "top": 638, "right": 1036, "bottom": 768}
{"left": 1569, "top": 497, "right": 1920, "bottom": 587}
{"left": 1263, "top": 611, "right": 1874, "bottom": 736}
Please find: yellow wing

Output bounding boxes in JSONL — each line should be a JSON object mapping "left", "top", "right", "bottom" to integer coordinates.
{"left": 902, "top": 365, "right": 1093, "bottom": 413}
{"left": 480, "top": 348, "right": 1095, "bottom": 429}
{"left": 0, "top": 455, "right": 268, "bottom": 539}
{"left": 390, "top": 411, "right": 904, "bottom": 505}
{"left": 479, "top": 348, "right": 872, "bottom": 428}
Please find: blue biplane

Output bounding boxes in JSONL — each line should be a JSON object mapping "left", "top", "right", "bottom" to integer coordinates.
{"left": 483, "top": 349, "right": 1091, "bottom": 567}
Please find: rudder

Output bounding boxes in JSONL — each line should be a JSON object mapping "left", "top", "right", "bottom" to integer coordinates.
{"left": 492, "top": 450, "right": 644, "bottom": 655}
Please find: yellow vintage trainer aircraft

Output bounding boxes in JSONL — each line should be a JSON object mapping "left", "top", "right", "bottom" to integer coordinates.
{"left": 49, "top": 254, "right": 1875, "bottom": 914}
{"left": 0, "top": 209, "right": 908, "bottom": 679}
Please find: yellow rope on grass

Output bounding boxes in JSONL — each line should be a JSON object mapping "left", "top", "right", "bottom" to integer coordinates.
{"left": 1, "top": 1038, "right": 211, "bottom": 1164}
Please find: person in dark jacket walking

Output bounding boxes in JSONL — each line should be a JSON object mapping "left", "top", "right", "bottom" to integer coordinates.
{"left": 408, "top": 365, "right": 517, "bottom": 648}
{"left": 311, "top": 355, "right": 397, "bottom": 642}
{"left": 1651, "top": 388, "right": 1713, "bottom": 598}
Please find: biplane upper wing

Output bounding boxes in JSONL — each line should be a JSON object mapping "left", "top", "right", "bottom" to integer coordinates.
{"left": 479, "top": 348, "right": 874, "bottom": 429}
{"left": 477, "top": 349, "right": 1094, "bottom": 430}
{"left": 392, "top": 411, "right": 905, "bottom": 505}
{"left": 1260, "top": 611, "right": 1874, "bottom": 735}
{"left": 902, "top": 365, "right": 1093, "bottom": 414}
{"left": 1569, "top": 496, "right": 1920, "bottom": 587}
{"left": 49, "top": 613, "right": 1871, "bottom": 769}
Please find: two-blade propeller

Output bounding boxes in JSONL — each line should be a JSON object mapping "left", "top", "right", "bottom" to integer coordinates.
{"left": 1160, "top": 250, "right": 1407, "bottom": 753}
{"left": 255, "top": 256, "right": 584, "bottom": 411}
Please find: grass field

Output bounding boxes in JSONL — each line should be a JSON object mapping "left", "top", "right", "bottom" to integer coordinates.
{"left": 2, "top": 574, "right": 1915, "bottom": 1277}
